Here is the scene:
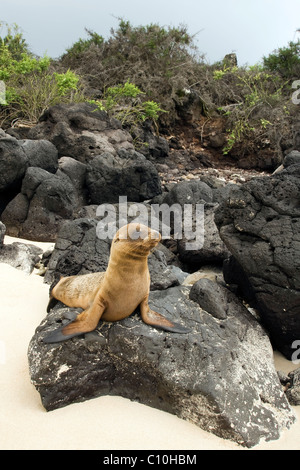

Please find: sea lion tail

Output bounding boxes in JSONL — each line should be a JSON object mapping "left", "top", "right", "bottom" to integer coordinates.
{"left": 142, "top": 308, "right": 190, "bottom": 334}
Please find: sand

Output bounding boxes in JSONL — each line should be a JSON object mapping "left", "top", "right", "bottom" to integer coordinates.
{"left": 0, "top": 236, "right": 299, "bottom": 450}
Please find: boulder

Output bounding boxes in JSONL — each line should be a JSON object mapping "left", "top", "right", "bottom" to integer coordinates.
{"left": 0, "top": 222, "right": 42, "bottom": 273}
{"left": 0, "top": 130, "right": 58, "bottom": 220}
{"left": 215, "top": 164, "right": 300, "bottom": 359}
{"left": 177, "top": 204, "right": 230, "bottom": 268}
{"left": 21, "top": 139, "right": 58, "bottom": 173}
{"left": 0, "top": 105, "right": 162, "bottom": 241}
{"left": 223, "top": 53, "right": 238, "bottom": 67}
{"left": 131, "top": 120, "right": 169, "bottom": 160}
{"left": 2, "top": 165, "right": 81, "bottom": 241}
{"left": 152, "top": 180, "right": 229, "bottom": 269}
{"left": 283, "top": 150, "right": 300, "bottom": 168}
{"left": 0, "top": 134, "right": 58, "bottom": 194}
{"left": 27, "top": 103, "right": 134, "bottom": 163}
{"left": 1, "top": 145, "right": 161, "bottom": 241}
{"left": 0, "top": 137, "right": 28, "bottom": 193}
{"left": 286, "top": 367, "right": 300, "bottom": 405}
{"left": 44, "top": 218, "right": 112, "bottom": 283}
{"left": 0, "top": 241, "right": 42, "bottom": 274}
{"left": 174, "top": 88, "right": 204, "bottom": 123}
{"left": 86, "top": 149, "right": 162, "bottom": 204}
{"left": 147, "top": 249, "right": 180, "bottom": 290}
{"left": 160, "top": 180, "right": 214, "bottom": 206}
{"left": 28, "top": 281, "right": 295, "bottom": 448}
{"left": 58, "top": 157, "right": 87, "bottom": 208}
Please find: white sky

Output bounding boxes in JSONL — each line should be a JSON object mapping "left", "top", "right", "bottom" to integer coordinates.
{"left": 1, "top": 0, "right": 300, "bottom": 65}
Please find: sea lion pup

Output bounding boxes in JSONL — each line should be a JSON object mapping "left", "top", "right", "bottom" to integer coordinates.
{"left": 43, "top": 223, "right": 190, "bottom": 343}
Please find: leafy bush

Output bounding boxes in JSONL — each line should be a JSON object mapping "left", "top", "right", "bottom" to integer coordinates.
{"left": 65, "top": 28, "right": 104, "bottom": 57}
{"left": 263, "top": 40, "right": 300, "bottom": 78}
{"left": 0, "top": 24, "right": 83, "bottom": 126}
{"left": 89, "top": 80, "right": 166, "bottom": 144}
{"left": 212, "top": 63, "right": 291, "bottom": 155}
{"left": 61, "top": 19, "right": 204, "bottom": 126}
{"left": 0, "top": 21, "right": 30, "bottom": 59}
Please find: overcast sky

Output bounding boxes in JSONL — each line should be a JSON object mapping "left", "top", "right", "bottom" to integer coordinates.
{"left": 1, "top": 0, "right": 300, "bottom": 65}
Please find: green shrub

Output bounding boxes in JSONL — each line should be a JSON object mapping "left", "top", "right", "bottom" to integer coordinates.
{"left": 214, "top": 64, "right": 290, "bottom": 155}
{"left": 89, "top": 80, "right": 166, "bottom": 141}
{"left": 61, "top": 19, "right": 204, "bottom": 126}
{"left": 263, "top": 40, "right": 300, "bottom": 78}
{"left": 0, "top": 24, "right": 83, "bottom": 127}
{"left": 5, "top": 69, "right": 82, "bottom": 125}
{"left": 65, "top": 28, "right": 104, "bottom": 57}
{"left": 0, "top": 21, "right": 30, "bottom": 59}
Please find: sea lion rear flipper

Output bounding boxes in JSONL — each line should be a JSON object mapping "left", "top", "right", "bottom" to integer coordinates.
{"left": 140, "top": 300, "right": 190, "bottom": 334}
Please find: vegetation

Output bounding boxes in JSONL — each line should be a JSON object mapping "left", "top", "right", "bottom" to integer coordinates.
{"left": 212, "top": 63, "right": 290, "bottom": 154}
{"left": 0, "top": 19, "right": 299, "bottom": 163}
{"left": 65, "top": 28, "right": 104, "bottom": 57}
{"left": 61, "top": 19, "right": 204, "bottom": 126}
{"left": 0, "top": 22, "right": 83, "bottom": 126}
{"left": 89, "top": 80, "right": 166, "bottom": 139}
{"left": 0, "top": 21, "right": 30, "bottom": 59}
{"left": 263, "top": 40, "right": 300, "bottom": 78}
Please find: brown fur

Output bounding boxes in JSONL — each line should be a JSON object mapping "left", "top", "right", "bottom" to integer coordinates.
{"left": 44, "top": 223, "right": 189, "bottom": 343}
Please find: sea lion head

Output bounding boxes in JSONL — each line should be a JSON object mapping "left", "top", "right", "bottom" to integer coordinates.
{"left": 112, "top": 223, "right": 161, "bottom": 257}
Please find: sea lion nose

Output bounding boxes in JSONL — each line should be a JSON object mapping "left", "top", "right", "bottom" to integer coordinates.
{"left": 148, "top": 229, "right": 161, "bottom": 242}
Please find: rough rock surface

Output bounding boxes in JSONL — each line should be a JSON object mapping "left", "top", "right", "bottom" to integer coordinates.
{"left": 2, "top": 165, "right": 81, "bottom": 241}
{"left": 0, "top": 222, "right": 42, "bottom": 274}
{"left": 286, "top": 367, "right": 300, "bottom": 405}
{"left": 152, "top": 180, "right": 230, "bottom": 268}
{"left": 28, "top": 280, "right": 295, "bottom": 448}
{"left": 177, "top": 204, "right": 230, "bottom": 267}
{"left": 86, "top": 149, "right": 162, "bottom": 204}
{"left": 0, "top": 241, "right": 42, "bottom": 274}
{"left": 0, "top": 132, "right": 58, "bottom": 217}
{"left": 215, "top": 161, "right": 300, "bottom": 359}
{"left": 0, "top": 104, "right": 162, "bottom": 241}
{"left": 0, "top": 135, "right": 58, "bottom": 194}
{"left": 27, "top": 103, "right": 134, "bottom": 163}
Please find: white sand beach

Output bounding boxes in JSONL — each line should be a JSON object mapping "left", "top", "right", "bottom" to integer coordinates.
{"left": 0, "top": 237, "right": 299, "bottom": 450}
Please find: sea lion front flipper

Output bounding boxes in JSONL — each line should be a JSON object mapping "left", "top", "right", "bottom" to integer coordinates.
{"left": 43, "top": 320, "right": 84, "bottom": 343}
{"left": 43, "top": 297, "right": 107, "bottom": 343}
{"left": 140, "top": 297, "right": 190, "bottom": 334}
